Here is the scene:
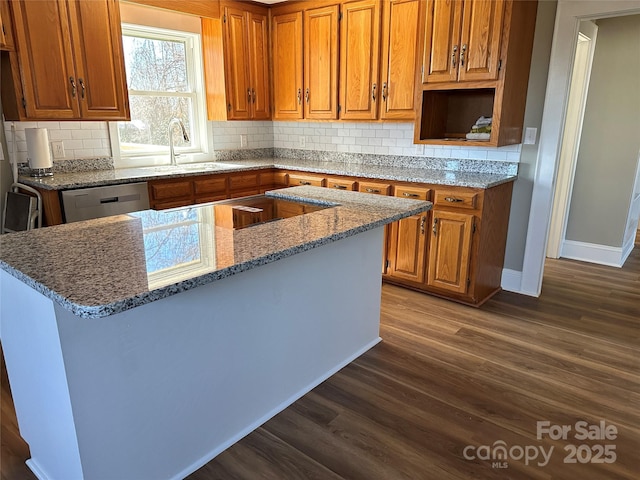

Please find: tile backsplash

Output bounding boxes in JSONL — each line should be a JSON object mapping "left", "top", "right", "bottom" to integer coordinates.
{"left": 3, "top": 119, "right": 522, "bottom": 167}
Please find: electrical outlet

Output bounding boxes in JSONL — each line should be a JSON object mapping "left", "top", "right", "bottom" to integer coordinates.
{"left": 299, "top": 136, "right": 306, "bottom": 148}
{"left": 51, "top": 141, "right": 65, "bottom": 159}
{"left": 240, "top": 135, "right": 248, "bottom": 148}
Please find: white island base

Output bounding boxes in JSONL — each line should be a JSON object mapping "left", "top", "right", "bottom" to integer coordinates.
{"left": 1, "top": 228, "right": 384, "bottom": 480}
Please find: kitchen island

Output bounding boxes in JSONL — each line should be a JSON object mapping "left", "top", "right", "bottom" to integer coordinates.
{"left": 0, "top": 186, "right": 431, "bottom": 480}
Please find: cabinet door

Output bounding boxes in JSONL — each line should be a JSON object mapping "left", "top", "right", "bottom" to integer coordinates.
{"left": 11, "top": 0, "right": 80, "bottom": 119}
{"left": 0, "top": 0, "right": 13, "bottom": 50}
{"left": 272, "top": 11, "right": 303, "bottom": 119}
{"left": 380, "top": 0, "right": 421, "bottom": 119}
{"left": 423, "top": 0, "right": 462, "bottom": 84}
{"left": 427, "top": 210, "right": 474, "bottom": 294}
{"left": 387, "top": 213, "right": 429, "bottom": 283}
{"left": 68, "top": 0, "right": 129, "bottom": 119}
{"left": 339, "top": 0, "right": 381, "bottom": 120}
{"left": 304, "top": 5, "right": 339, "bottom": 120}
{"left": 223, "top": 7, "right": 251, "bottom": 119}
{"left": 248, "top": 11, "right": 270, "bottom": 119}
{"left": 458, "top": 0, "right": 505, "bottom": 82}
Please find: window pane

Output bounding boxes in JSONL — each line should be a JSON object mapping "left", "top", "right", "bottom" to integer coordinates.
{"left": 118, "top": 96, "right": 193, "bottom": 156}
{"left": 123, "top": 36, "right": 188, "bottom": 92}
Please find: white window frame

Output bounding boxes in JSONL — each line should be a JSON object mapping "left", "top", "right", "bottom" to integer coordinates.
{"left": 110, "top": 24, "right": 213, "bottom": 168}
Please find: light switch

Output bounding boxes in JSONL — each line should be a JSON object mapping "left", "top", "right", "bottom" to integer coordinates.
{"left": 524, "top": 127, "right": 537, "bottom": 145}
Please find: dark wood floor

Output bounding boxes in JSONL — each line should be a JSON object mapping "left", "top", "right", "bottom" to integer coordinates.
{"left": 2, "top": 241, "right": 639, "bottom": 479}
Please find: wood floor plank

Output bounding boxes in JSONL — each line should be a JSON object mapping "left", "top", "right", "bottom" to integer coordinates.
{"left": 2, "top": 245, "right": 638, "bottom": 479}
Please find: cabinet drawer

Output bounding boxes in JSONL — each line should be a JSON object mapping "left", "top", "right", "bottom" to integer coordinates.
{"left": 150, "top": 181, "right": 192, "bottom": 201}
{"left": 194, "top": 176, "right": 227, "bottom": 195}
{"left": 273, "top": 171, "right": 289, "bottom": 186}
{"left": 394, "top": 185, "right": 431, "bottom": 200}
{"left": 229, "top": 173, "right": 260, "bottom": 191}
{"left": 326, "top": 177, "right": 357, "bottom": 191}
{"left": 288, "top": 173, "right": 326, "bottom": 187}
{"left": 434, "top": 190, "right": 478, "bottom": 209}
{"left": 359, "top": 181, "right": 392, "bottom": 196}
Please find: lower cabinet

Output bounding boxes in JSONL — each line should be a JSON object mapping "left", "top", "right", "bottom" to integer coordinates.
{"left": 427, "top": 210, "right": 474, "bottom": 294}
{"left": 383, "top": 181, "right": 514, "bottom": 306}
{"left": 386, "top": 185, "right": 431, "bottom": 283}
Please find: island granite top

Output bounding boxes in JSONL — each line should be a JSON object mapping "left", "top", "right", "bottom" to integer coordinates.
{"left": 0, "top": 186, "right": 431, "bottom": 319}
{"left": 18, "top": 157, "right": 516, "bottom": 191}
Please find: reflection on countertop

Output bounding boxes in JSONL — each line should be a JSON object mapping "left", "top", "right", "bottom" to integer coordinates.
{"left": 0, "top": 186, "right": 431, "bottom": 318}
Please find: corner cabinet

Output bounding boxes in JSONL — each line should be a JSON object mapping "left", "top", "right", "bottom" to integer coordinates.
{"left": 3, "top": 0, "right": 129, "bottom": 121}
{"left": 222, "top": 4, "right": 270, "bottom": 120}
{"left": 415, "top": 0, "right": 538, "bottom": 146}
{"left": 0, "top": 0, "right": 13, "bottom": 50}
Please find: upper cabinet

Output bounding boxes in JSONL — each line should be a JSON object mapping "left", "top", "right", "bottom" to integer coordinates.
{"left": 304, "top": 4, "right": 339, "bottom": 119}
{"left": 415, "top": 0, "right": 538, "bottom": 146}
{"left": 0, "top": 0, "right": 13, "bottom": 50}
{"left": 339, "top": 0, "right": 381, "bottom": 120}
{"left": 272, "top": 11, "right": 304, "bottom": 119}
{"left": 379, "top": 0, "right": 423, "bottom": 120}
{"left": 423, "top": 0, "right": 505, "bottom": 84}
{"left": 2, "top": 0, "right": 129, "bottom": 121}
{"left": 222, "top": 4, "right": 270, "bottom": 120}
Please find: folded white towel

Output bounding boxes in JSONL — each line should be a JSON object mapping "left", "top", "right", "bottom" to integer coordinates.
{"left": 466, "top": 132, "right": 491, "bottom": 140}
{"left": 474, "top": 116, "right": 493, "bottom": 127}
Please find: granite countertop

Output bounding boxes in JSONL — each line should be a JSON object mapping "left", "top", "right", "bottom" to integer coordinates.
{"left": 0, "top": 186, "right": 431, "bottom": 319}
{"left": 18, "top": 157, "right": 516, "bottom": 191}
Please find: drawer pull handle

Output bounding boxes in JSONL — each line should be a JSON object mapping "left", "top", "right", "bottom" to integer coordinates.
{"left": 444, "top": 197, "right": 463, "bottom": 203}
{"left": 333, "top": 184, "right": 347, "bottom": 190}
{"left": 300, "top": 181, "right": 312, "bottom": 185}
{"left": 403, "top": 192, "right": 420, "bottom": 198}
{"left": 69, "top": 76, "right": 77, "bottom": 97}
{"left": 420, "top": 216, "right": 426, "bottom": 234}
{"left": 432, "top": 218, "right": 438, "bottom": 236}
{"left": 366, "top": 188, "right": 381, "bottom": 194}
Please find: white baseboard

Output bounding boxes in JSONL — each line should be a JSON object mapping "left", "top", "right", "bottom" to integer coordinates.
{"left": 501, "top": 268, "right": 522, "bottom": 293}
{"left": 561, "top": 240, "right": 626, "bottom": 267}
{"left": 620, "top": 235, "right": 636, "bottom": 266}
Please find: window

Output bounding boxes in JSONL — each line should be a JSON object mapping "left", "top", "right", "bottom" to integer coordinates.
{"left": 111, "top": 24, "right": 209, "bottom": 167}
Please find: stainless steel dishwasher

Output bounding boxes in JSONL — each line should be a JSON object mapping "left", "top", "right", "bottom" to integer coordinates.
{"left": 61, "top": 182, "right": 150, "bottom": 223}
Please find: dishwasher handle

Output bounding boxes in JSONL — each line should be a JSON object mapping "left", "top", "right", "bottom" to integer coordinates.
{"left": 100, "top": 197, "right": 119, "bottom": 204}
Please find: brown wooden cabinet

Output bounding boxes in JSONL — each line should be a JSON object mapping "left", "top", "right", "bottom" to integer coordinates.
{"left": 287, "top": 173, "right": 326, "bottom": 187}
{"left": 379, "top": 0, "right": 422, "bottom": 120}
{"left": 415, "top": 0, "right": 538, "bottom": 146}
{"left": 427, "top": 209, "right": 474, "bottom": 293}
{"left": 423, "top": 0, "right": 505, "bottom": 84}
{"left": 222, "top": 4, "right": 270, "bottom": 120}
{"left": 339, "top": 0, "right": 381, "bottom": 120}
{"left": 272, "top": 11, "right": 304, "bottom": 119}
{"left": 3, "top": 0, "right": 129, "bottom": 121}
{"left": 386, "top": 185, "right": 431, "bottom": 283}
{"left": 304, "top": 4, "right": 339, "bottom": 120}
{"left": 0, "top": 0, "right": 13, "bottom": 50}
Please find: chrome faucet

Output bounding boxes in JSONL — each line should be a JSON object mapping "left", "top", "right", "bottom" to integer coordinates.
{"left": 168, "top": 118, "right": 190, "bottom": 166}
